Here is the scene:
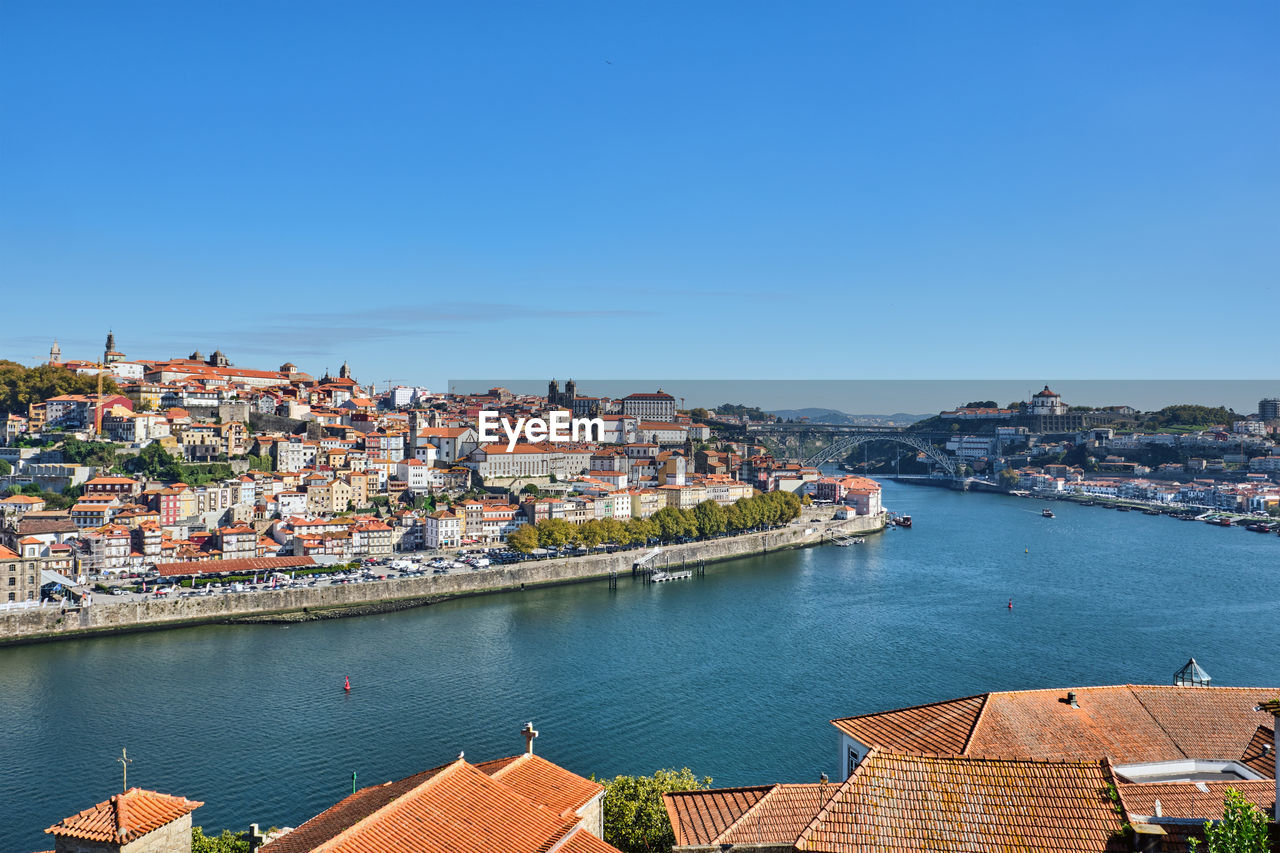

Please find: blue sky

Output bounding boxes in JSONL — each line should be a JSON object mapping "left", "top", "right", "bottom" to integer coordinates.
{"left": 2, "top": 1, "right": 1277, "bottom": 391}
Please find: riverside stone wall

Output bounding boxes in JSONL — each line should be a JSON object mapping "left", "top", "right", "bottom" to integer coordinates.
{"left": 0, "top": 511, "right": 884, "bottom": 646}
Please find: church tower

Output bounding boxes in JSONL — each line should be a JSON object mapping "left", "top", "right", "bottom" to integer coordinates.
{"left": 408, "top": 409, "right": 421, "bottom": 458}
{"left": 339, "top": 361, "right": 352, "bottom": 380}
{"left": 103, "top": 331, "right": 124, "bottom": 365}
{"left": 49, "top": 340, "right": 62, "bottom": 364}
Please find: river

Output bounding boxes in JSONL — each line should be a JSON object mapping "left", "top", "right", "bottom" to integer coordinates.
{"left": 3, "top": 479, "right": 1278, "bottom": 850}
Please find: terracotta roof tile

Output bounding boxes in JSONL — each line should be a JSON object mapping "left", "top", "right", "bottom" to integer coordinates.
{"left": 832, "top": 694, "right": 986, "bottom": 754}
{"left": 796, "top": 750, "right": 1127, "bottom": 852}
{"left": 45, "top": 788, "right": 202, "bottom": 844}
{"left": 262, "top": 756, "right": 618, "bottom": 853}
{"left": 1117, "top": 778, "right": 1275, "bottom": 820}
{"left": 835, "top": 686, "right": 1276, "bottom": 766}
{"left": 558, "top": 829, "right": 621, "bottom": 853}
{"left": 719, "top": 783, "right": 832, "bottom": 846}
{"left": 154, "top": 556, "right": 315, "bottom": 577}
{"left": 485, "top": 753, "right": 602, "bottom": 817}
{"left": 664, "top": 785, "right": 772, "bottom": 846}
{"left": 1239, "top": 725, "right": 1275, "bottom": 777}
{"left": 260, "top": 766, "right": 447, "bottom": 853}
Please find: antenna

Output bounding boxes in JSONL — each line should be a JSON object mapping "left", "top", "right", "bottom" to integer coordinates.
{"left": 118, "top": 748, "right": 133, "bottom": 792}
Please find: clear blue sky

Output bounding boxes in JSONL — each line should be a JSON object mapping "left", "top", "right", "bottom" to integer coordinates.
{"left": 2, "top": 1, "right": 1277, "bottom": 391}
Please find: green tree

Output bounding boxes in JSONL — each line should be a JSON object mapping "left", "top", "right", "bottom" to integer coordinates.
{"left": 652, "top": 506, "right": 694, "bottom": 541}
{"left": 536, "top": 518, "right": 580, "bottom": 549}
{"left": 998, "top": 468, "right": 1021, "bottom": 490}
{"left": 247, "top": 454, "right": 273, "bottom": 472}
{"left": 579, "top": 519, "right": 608, "bottom": 549}
{"left": 691, "top": 499, "right": 727, "bottom": 538}
{"left": 597, "top": 517, "right": 627, "bottom": 545}
{"left": 0, "top": 458, "right": 10, "bottom": 476}
{"left": 595, "top": 768, "right": 712, "bottom": 853}
{"left": 733, "top": 496, "right": 761, "bottom": 530}
{"left": 0, "top": 360, "right": 121, "bottom": 414}
{"left": 521, "top": 483, "right": 540, "bottom": 496}
{"left": 626, "top": 516, "right": 657, "bottom": 545}
{"left": 506, "top": 525, "right": 539, "bottom": 554}
{"left": 61, "top": 437, "right": 119, "bottom": 468}
{"left": 126, "top": 442, "right": 184, "bottom": 481}
{"left": 1189, "top": 788, "right": 1270, "bottom": 853}
{"left": 191, "top": 827, "right": 249, "bottom": 853}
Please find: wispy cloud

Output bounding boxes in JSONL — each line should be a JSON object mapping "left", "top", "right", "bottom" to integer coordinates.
{"left": 167, "top": 300, "right": 655, "bottom": 359}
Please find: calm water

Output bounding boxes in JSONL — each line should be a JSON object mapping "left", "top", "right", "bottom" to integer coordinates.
{"left": 4, "top": 480, "right": 1279, "bottom": 850}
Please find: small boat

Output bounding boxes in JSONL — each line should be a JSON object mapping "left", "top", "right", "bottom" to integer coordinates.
{"left": 1116, "top": 506, "right": 1131, "bottom": 512}
{"left": 1206, "top": 517, "right": 1233, "bottom": 527}
{"left": 1042, "top": 509, "right": 1054, "bottom": 518}
{"left": 1143, "top": 509, "right": 1161, "bottom": 516}
{"left": 893, "top": 515, "right": 912, "bottom": 528}
{"left": 1245, "top": 522, "right": 1273, "bottom": 533}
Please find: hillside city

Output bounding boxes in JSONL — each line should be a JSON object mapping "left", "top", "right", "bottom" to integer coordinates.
{"left": 2, "top": 336, "right": 1278, "bottom": 610}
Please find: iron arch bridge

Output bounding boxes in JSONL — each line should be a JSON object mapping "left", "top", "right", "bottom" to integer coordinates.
{"left": 802, "top": 433, "right": 957, "bottom": 477}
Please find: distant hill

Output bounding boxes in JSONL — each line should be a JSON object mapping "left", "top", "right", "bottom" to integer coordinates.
{"left": 767, "top": 408, "right": 932, "bottom": 426}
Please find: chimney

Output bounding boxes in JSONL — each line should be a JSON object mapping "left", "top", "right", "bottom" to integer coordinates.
{"left": 1067, "top": 691, "right": 1079, "bottom": 708}
{"left": 522, "top": 721, "right": 539, "bottom": 755}
{"left": 1257, "top": 700, "right": 1280, "bottom": 820}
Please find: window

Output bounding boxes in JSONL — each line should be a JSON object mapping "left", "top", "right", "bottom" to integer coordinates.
{"left": 7, "top": 577, "right": 13, "bottom": 586}
{"left": 6, "top": 592, "right": 12, "bottom": 602}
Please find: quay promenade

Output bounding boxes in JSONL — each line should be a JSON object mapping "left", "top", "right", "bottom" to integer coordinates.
{"left": 0, "top": 509, "right": 885, "bottom": 645}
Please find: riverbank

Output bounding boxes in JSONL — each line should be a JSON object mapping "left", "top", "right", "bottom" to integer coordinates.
{"left": 892, "top": 476, "right": 1279, "bottom": 531}
{"left": 0, "top": 509, "right": 885, "bottom": 646}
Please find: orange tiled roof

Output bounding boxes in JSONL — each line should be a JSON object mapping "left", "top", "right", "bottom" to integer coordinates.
{"left": 796, "top": 750, "right": 1127, "bottom": 852}
{"left": 833, "top": 693, "right": 986, "bottom": 755}
{"left": 1239, "top": 725, "right": 1276, "bottom": 776}
{"left": 154, "top": 555, "right": 315, "bottom": 577}
{"left": 833, "top": 685, "right": 1275, "bottom": 766}
{"left": 261, "top": 758, "right": 615, "bottom": 853}
{"left": 718, "top": 784, "right": 831, "bottom": 846}
{"left": 485, "top": 753, "right": 602, "bottom": 817}
{"left": 558, "top": 830, "right": 621, "bottom": 853}
{"left": 45, "top": 788, "right": 202, "bottom": 844}
{"left": 1117, "top": 778, "right": 1275, "bottom": 821}
{"left": 665, "top": 786, "right": 772, "bottom": 847}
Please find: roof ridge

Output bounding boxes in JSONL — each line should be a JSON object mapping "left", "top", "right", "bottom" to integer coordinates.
{"left": 796, "top": 748, "right": 876, "bottom": 850}
{"left": 310, "top": 758, "right": 468, "bottom": 853}
{"left": 1127, "top": 685, "right": 1190, "bottom": 760}
{"left": 666, "top": 784, "right": 777, "bottom": 797}
{"left": 830, "top": 692, "right": 989, "bottom": 724}
{"left": 960, "top": 691, "right": 990, "bottom": 754}
{"left": 487, "top": 752, "right": 530, "bottom": 780}
{"left": 878, "top": 749, "right": 1113, "bottom": 767}
{"left": 707, "top": 783, "right": 781, "bottom": 845}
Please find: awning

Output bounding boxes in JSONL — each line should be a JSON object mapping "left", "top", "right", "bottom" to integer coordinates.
{"left": 41, "top": 569, "right": 77, "bottom": 587}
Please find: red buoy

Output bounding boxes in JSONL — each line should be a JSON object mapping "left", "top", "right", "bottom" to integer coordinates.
{"left": 344, "top": 675, "right": 351, "bottom": 692}
{"left": 1008, "top": 599, "right": 1013, "bottom": 610}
